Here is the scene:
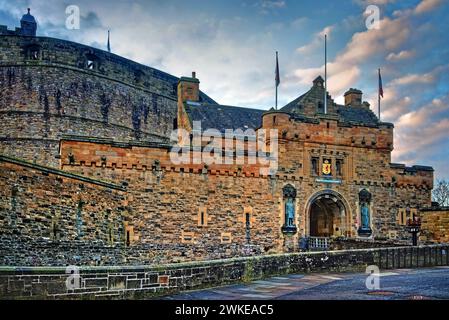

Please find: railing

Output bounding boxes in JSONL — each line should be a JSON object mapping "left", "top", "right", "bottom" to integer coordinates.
{"left": 309, "top": 237, "right": 330, "bottom": 251}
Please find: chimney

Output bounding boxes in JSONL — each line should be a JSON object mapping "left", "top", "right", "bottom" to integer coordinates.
{"left": 178, "top": 71, "right": 200, "bottom": 103}
{"left": 344, "top": 88, "right": 362, "bottom": 107}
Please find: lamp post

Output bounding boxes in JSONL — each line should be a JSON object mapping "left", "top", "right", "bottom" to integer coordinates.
{"left": 406, "top": 210, "right": 421, "bottom": 246}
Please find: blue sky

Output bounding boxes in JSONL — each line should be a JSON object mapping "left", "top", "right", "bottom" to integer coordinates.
{"left": 1, "top": 0, "right": 448, "bottom": 179}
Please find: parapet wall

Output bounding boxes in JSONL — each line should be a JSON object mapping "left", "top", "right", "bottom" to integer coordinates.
{"left": 1, "top": 245, "right": 448, "bottom": 299}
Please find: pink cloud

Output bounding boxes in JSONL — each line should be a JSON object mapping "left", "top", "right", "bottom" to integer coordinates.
{"left": 386, "top": 50, "right": 415, "bottom": 61}
{"left": 414, "top": 0, "right": 444, "bottom": 14}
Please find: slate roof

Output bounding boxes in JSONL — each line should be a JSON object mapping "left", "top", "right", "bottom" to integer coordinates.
{"left": 336, "top": 105, "right": 380, "bottom": 127}
{"left": 281, "top": 78, "right": 386, "bottom": 127}
{"left": 185, "top": 103, "right": 265, "bottom": 132}
{"left": 184, "top": 74, "right": 392, "bottom": 131}
{"left": 281, "top": 92, "right": 307, "bottom": 113}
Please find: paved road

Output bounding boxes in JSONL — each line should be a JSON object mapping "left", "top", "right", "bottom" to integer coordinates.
{"left": 163, "top": 267, "right": 449, "bottom": 300}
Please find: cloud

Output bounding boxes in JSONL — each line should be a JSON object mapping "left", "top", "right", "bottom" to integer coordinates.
{"left": 260, "top": 0, "right": 286, "bottom": 9}
{"left": 296, "top": 25, "right": 333, "bottom": 54}
{"left": 414, "top": 0, "right": 444, "bottom": 15}
{"left": 386, "top": 50, "right": 415, "bottom": 61}
{"left": 290, "top": 14, "right": 411, "bottom": 98}
{"left": 254, "top": 0, "right": 286, "bottom": 14}
{"left": 392, "top": 94, "right": 449, "bottom": 175}
{"left": 290, "top": 17, "right": 308, "bottom": 29}
{"left": 389, "top": 64, "right": 449, "bottom": 86}
{"left": 354, "top": 0, "right": 397, "bottom": 5}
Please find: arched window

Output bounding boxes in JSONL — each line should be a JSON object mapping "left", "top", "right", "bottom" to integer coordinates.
{"left": 358, "top": 189, "right": 372, "bottom": 236}
{"left": 282, "top": 184, "right": 298, "bottom": 234}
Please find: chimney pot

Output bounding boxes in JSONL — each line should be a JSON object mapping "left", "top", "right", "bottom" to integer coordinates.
{"left": 192, "top": 71, "right": 196, "bottom": 79}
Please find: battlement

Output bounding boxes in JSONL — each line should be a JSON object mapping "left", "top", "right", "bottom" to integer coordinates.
{"left": 389, "top": 163, "right": 434, "bottom": 189}
{"left": 261, "top": 110, "right": 394, "bottom": 150}
{"left": 0, "top": 25, "right": 23, "bottom": 36}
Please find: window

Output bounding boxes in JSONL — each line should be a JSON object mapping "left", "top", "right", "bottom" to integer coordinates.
{"left": 173, "top": 117, "right": 178, "bottom": 130}
{"left": 24, "top": 44, "right": 41, "bottom": 60}
{"left": 243, "top": 207, "right": 252, "bottom": 243}
{"left": 50, "top": 218, "right": 60, "bottom": 240}
{"left": 198, "top": 207, "right": 207, "bottom": 227}
{"left": 124, "top": 224, "right": 134, "bottom": 247}
{"left": 398, "top": 208, "right": 407, "bottom": 225}
{"left": 85, "top": 52, "right": 99, "bottom": 70}
{"left": 87, "top": 59, "right": 94, "bottom": 70}
{"left": 126, "top": 230, "right": 130, "bottom": 246}
{"left": 107, "top": 225, "right": 114, "bottom": 244}
{"left": 30, "top": 49, "right": 39, "bottom": 60}
{"left": 311, "top": 157, "right": 319, "bottom": 176}
{"left": 336, "top": 159, "right": 343, "bottom": 176}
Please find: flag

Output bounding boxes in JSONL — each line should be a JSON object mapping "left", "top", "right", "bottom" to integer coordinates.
{"left": 107, "top": 30, "right": 111, "bottom": 53}
{"left": 275, "top": 51, "right": 280, "bottom": 87}
{"left": 378, "top": 68, "right": 383, "bottom": 98}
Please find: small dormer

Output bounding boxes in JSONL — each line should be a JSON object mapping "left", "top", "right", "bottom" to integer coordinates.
{"left": 313, "top": 76, "right": 324, "bottom": 88}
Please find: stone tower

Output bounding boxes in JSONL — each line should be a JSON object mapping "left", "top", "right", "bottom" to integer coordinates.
{"left": 20, "top": 8, "right": 37, "bottom": 36}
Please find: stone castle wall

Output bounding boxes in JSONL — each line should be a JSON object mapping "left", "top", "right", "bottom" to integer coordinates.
{"left": 420, "top": 207, "right": 449, "bottom": 243}
{"left": 58, "top": 138, "right": 431, "bottom": 253}
{"left": 0, "top": 35, "right": 217, "bottom": 167}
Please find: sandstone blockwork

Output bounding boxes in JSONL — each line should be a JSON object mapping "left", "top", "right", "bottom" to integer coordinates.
{"left": 0, "top": 26, "right": 446, "bottom": 268}
{"left": 420, "top": 207, "right": 449, "bottom": 243}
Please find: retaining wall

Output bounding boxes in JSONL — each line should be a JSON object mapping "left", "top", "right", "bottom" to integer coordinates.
{"left": 1, "top": 244, "right": 448, "bottom": 299}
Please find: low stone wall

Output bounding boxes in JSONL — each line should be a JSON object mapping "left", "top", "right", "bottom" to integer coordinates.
{"left": 1, "top": 244, "right": 448, "bottom": 300}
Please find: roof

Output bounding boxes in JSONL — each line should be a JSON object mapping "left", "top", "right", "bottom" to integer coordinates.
{"left": 21, "top": 9, "right": 36, "bottom": 23}
{"left": 185, "top": 103, "right": 265, "bottom": 132}
{"left": 281, "top": 77, "right": 385, "bottom": 127}
{"left": 337, "top": 106, "right": 380, "bottom": 127}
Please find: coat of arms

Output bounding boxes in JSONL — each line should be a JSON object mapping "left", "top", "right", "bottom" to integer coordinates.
{"left": 322, "top": 159, "right": 331, "bottom": 175}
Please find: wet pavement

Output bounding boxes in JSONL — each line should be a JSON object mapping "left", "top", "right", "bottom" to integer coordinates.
{"left": 162, "top": 266, "right": 449, "bottom": 300}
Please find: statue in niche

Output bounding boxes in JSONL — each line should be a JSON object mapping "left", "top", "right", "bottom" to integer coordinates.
{"left": 358, "top": 189, "right": 372, "bottom": 236}
{"left": 360, "top": 203, "right": 370, "bottom": 230}
{"left": 285, "top": 198, "right": 295, "bottom": 227}
{"left": 282, "top": 184, "right": 297, "bottom": 234}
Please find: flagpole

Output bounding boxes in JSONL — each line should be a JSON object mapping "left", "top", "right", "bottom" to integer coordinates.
{"left": 275, "top": 51, "right": 279, "bottom": 110}
{"left": 378, "top": 68, "right": 381, "bottom": 121}
{"left": 324, "top": 34, "right": 327, "bottom": 114}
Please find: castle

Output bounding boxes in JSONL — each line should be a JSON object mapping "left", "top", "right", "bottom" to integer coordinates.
{"left": 0, "top": 10, "right": 445, "bottom": 267}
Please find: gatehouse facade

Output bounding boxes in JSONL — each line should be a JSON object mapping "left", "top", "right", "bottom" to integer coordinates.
{"left": 0, "top": 10, "right": 439, "bottom": 266}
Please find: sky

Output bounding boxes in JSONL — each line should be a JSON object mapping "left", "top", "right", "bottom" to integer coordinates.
{"left": 1, "top": 0, "right": 448, "bottom": 179}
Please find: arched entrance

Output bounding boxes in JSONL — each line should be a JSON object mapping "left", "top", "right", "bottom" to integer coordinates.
{"left": 305, "top": 190, "right": 351, "bottom": 237}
